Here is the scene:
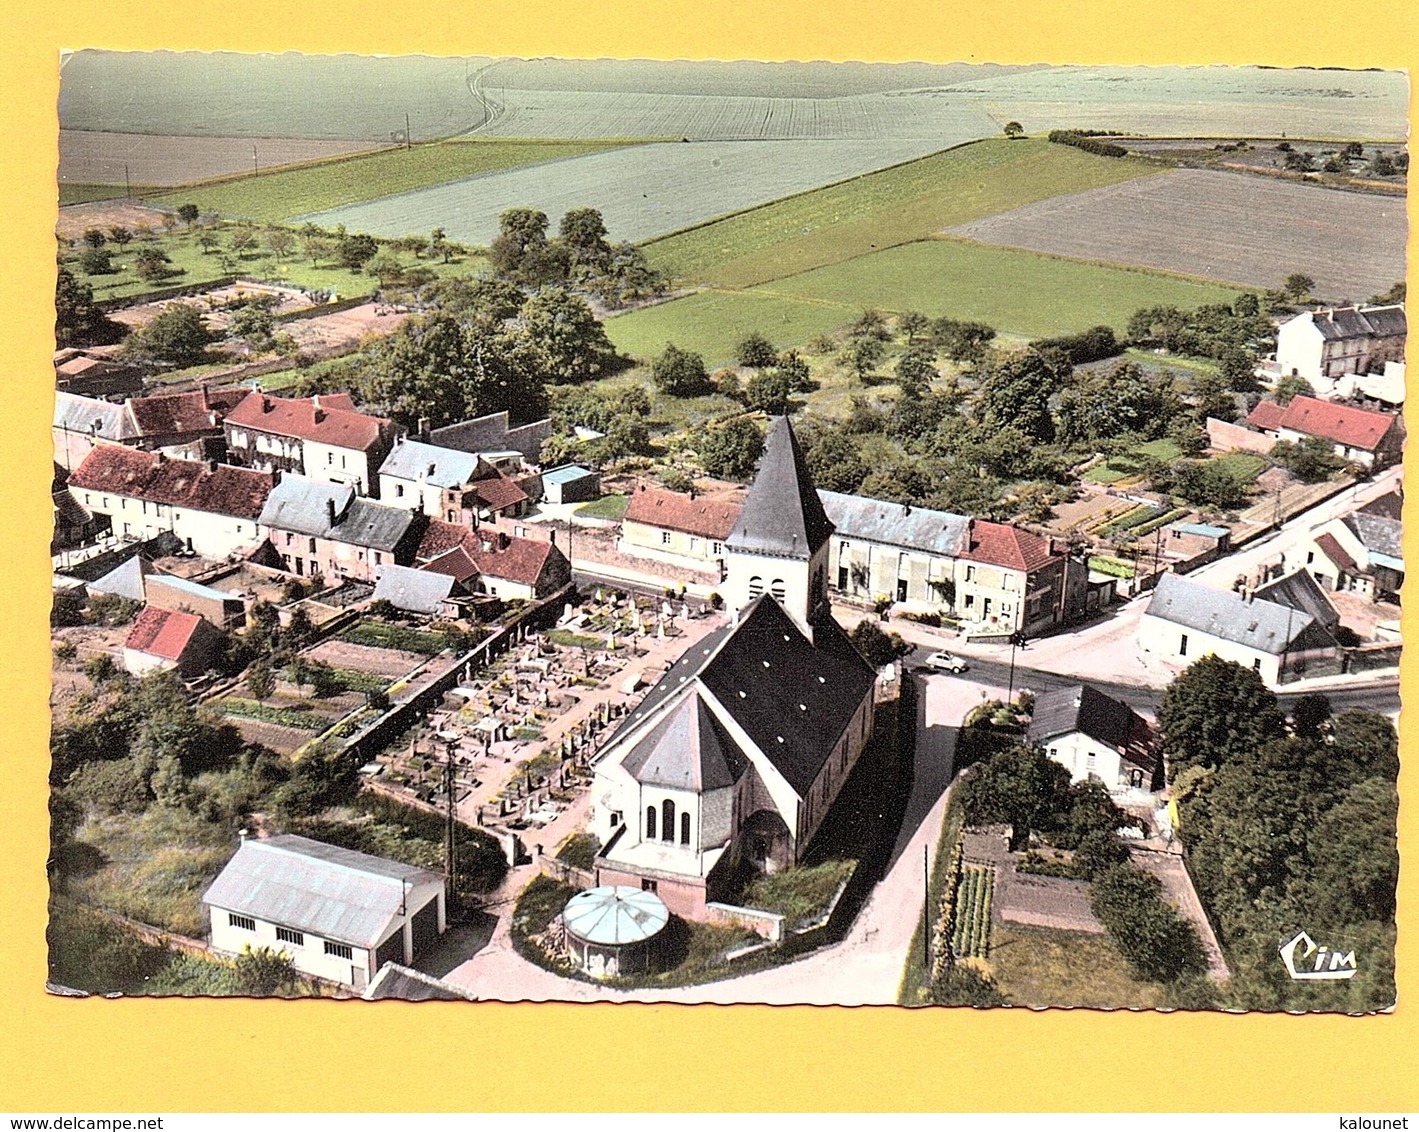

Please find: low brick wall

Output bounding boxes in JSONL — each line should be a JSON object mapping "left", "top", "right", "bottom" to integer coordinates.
{"left": 706, "top": 901, "right": 785, "bottom": 942}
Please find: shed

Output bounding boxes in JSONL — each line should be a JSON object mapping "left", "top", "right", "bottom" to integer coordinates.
{"left": 542, "top": 464, "right": 600, "bottom": 505}
{"left": 561, "top": 885, "right": 669, "bottom": 978}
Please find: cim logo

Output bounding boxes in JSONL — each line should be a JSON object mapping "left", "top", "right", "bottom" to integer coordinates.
{"left": 1280, "top": 931, "right": 1358, "bottom": 980}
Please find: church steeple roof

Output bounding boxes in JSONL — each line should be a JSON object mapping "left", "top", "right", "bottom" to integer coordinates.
{"left": 725, "top": 416, "right": 834, "bottom": 560}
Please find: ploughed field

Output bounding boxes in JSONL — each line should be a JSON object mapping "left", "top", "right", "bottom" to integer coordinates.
{"left": 59, "top": 131, "right": 393, "bottom": 197}
{"left": 295, "top": 138, "right": 947, "bottom": 246}
{"left": 948, "top": 168, "right": 1407, "bottom": 302}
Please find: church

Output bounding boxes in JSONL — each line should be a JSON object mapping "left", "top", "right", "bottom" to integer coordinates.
{"left": 588, "top": 417, "right": 878, "bottom": 919}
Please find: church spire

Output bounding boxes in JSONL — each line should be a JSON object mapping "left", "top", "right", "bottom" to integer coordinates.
{"left": 726, "top": 416, "right": 834, "bottom": 560}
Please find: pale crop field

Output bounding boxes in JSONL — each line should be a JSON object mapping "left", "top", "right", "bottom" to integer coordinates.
{"left": 949, "top": 168, "right": 1408, "bottom": 302}
{"left": 295, "top": 138, "right": 946, "bottom": 246}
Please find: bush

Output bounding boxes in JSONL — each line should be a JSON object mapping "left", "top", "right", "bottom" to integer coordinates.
{"left": 1048, "top": 130, "right": 1128, "bottom": 157}
{"left": 651, "top": 343, "right": 710, "bottom": 397}
{"left": 1089, "top": 863, "right": 1207, "bottom": 983}
{"left": 234, "top": 944, "right": 299, "bottom": 995}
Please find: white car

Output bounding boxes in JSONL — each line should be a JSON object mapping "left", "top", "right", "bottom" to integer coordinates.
{"left": 924, "top": 650, "right": 969, "bottom": 673}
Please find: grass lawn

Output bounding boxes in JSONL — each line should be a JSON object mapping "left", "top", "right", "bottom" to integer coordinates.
{"left": 62, "top": 224, "right": 487, "bottom": 306}
{"left": 987, "top": 923, "right": 1166, "bottom": 1009}
{"left": 643, "top": 138, "right": 1164, "bottom": 288}
{"left": 1212, "top": 451, "right": 1267, "bottom": 482}
{"left": 149, "top": 139, "right": 633, "bottom": 224}
{"left": 574, "top": 493, "right": 630, "bottom": 521}
{"left": 604, "top": 288, "right": 851, "bottom": 368}
{"left": 754, "top": 239, "right": 1245, "bottom": 339}
{"left": 60, "top": 183, "right": 130, "bottom": 206}
{"left": 1083, "top": 438, "right": 1184, "bottom": 485}
{"left": 740, "top": 859, "right": 855, "bottom": 928}
{"left": 66, "top": 807, "right": 236, "bottom": 937}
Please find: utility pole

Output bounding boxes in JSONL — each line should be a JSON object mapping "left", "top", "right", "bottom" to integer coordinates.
{"left": 444, "top": 740, "right": 457, "bottom": 912}
{"left": 1006, "top": 631, "right": 1026, "bottom": 703}
{"left": 123, "top": 163, "right": 130, "bottom": 199}
{"left": 252, "top": 144, "right": 258, "bottom": 177}
{"left": 405, "top": 113, "right": 412, "bottom": 151}
{"left": 922, "top": 844, "right": 931, "bottom": 970}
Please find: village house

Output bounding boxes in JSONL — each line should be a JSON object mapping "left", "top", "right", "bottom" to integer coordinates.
{"left": 66, "top": 445, "right": 274, "bottom": 559}
{"left": 415, "top": 519, "right": 571, "bottom": 601}
{"left": 618, "top": 486, "right": 742, "bottom": 573}
{"left": 955, "top": 520, "right": 1089, "bottom": 637}
{"left": 223, "top": 392, "right": 398, "bottom": 496}
{"left": 1245, "top": 394, "right": 1404, "bottom": 470}
{"left": 125, "top": 386, "right": 247, "bottom": 459}
{"left": 1028, "top": 684, "right": 1160, "bottom": 791}
{"left": 371, "top": 563, "right": 469, "bottom": 618}
{"left": 540, "top": 464, "right": 600, "bottom": 505}
{"left": 588, "top": 417, "right": 877, "bottom": 919}
{"left": 1137, "top": 572, "right": 1341, "bottom": 685}
{"left": 53, "top": 347, "right": 143, "bottom": 399}
{"left": 820, "top": 490, "right": 968, "bottom": 607}
{"left": 1274, "top": 304, "right": 1406, "bottom": 383}
{"left": 53, "top": 391, "right": 140, "bottom": 472}
{"left": 258, "top": 474, "right": 425, "bottom": 583}
{"left": 1283, "top": 510, "right": 1404, "bottom": 602}
{"left": 378, "top": 438, "right": 529, "bottom": 524}
{"left": 202, "top": 834, "right": 446, "bottom": 992}
{"left": 122, "top": 605, "right": 224, "bottom": 679}
{"left": 426, "top": 409, "right": 552, "bottom": 465}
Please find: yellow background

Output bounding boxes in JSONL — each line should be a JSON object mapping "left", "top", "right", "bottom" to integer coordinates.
{"left": 2, "top": 0, "right": 1414, "bottom": 1113}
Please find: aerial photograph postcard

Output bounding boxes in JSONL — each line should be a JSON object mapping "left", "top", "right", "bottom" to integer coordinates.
{"left": 47, "top": 52, "right": 1404, "bottom": 1012}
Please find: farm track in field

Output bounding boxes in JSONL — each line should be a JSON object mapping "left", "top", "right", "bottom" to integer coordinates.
{"left": 948, "top": 168, "right": 1408, "bottom": 302}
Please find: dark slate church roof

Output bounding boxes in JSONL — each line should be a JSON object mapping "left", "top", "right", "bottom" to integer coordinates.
{"left": 623, "top": 694, "right": 747, "bottom": 791}
{"left": 726, "top": 416, "right": 834, "bottom": 560}
{"left": 610, "top": 596, "right": 874, "bottom": 797}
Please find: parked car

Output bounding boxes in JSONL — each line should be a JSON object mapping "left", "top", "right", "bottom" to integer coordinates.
{"left": 924, "top": 650, "right": 969, "bottom": 673}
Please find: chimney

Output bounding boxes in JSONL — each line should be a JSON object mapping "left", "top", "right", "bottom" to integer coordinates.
{"left": 261, "top": 395, "right": 272, "bottom": 413}
{"left": 312, "top": 395, "right": 321, "bottom": 412}
{"left": 207, "top": 459, "right": 218, "bottom": 473}
{"left": 732, "top": 606, "right": 741, "bottom": 628}
{"left": 498, "top": 531, "right": 510, "bottom": 550}
{"left": 418, "top": 417, "right": 431, "bottom": 441}
{"left": 153, "top": 451, "right": 166, "bottom": 465}
{"left": 689, "top": 484, "right": 697, "bottom": 500}
{"left": 549, "top": 529, "right": 557, "bottom": 546}
{"left": 208, "top": 411, "right": 220, "bottom": 427}
{"left": 326, "top": 497, "right": 337, "bottom": 526}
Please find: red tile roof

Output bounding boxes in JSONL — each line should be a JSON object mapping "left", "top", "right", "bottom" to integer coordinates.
{"left": 421, "top": 545, "right": 480, "bottom": 584}
{"left": 69, "top": 446, "right": 274, "bottom": 519}
{"left": 127, "top": 388, "right": 247, "bottom": 438}
{"left": 962, "top": 520, "right": 1058, "bottom": 572}
{"left": 469, "top": 463, "right": 529, "bottom": 513}
{"left": 1314, "top": 532, "right": 1360, "bottom": 575}
{"left": 1273, "top": 395, "right": 1399, "bottom": 452}
{"left": 467, "top": 532, "right": 558, "bottom": 588}
{"left": 623, "top": 487, "right": 742, "bottom": 540}
{"left": 225, "top": 392, "right": 391, "bottom": 451}
{"left": 415, "top": 518, "right": 475, "bottom": 560}
{"left": 125, "top": 606, "right": 203, "bottom": 660}
{"left": 1246, "top": 399, "right": 1287, "bottom": 432}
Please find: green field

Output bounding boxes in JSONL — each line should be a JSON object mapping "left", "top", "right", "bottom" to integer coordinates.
{"left": 988, "top": 923, "right": 1166, "bottom": 1009}
{"left": 643, "top": 139, "right": 1163, "bottom": 288}
{"left": 607, "top": 239, "right": 1243, "bottom": 365}
{"left": 59, "top": 183, "right": 130, "bottom": 206}
{"left": 149, "top": 139, "right": 632, "bottom": 224}
{"left": 62, "top": 223, "right": 487, "bottom": 305}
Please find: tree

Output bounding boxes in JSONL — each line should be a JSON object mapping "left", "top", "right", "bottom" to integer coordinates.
{"left": 898, "top": 310, "right": 929, "bottom": 344}
{"left": 894, "top": 344, "right": 938, "bottom": 401}
{"left": 1072, "top": 828, "right": 1130, "bottom": 880}
{"left": 1172, "top": 459, "right": 1251, "bottom": 509}
{"left": 848, "top": 619, "right": 909, "bottom": 667}
{"left": 429, "top": 227, "right": 450, "bottom": 263}
{"left": 302, "top": 235, "right": 335, "bottom": 266}
{"left": 1270, "top": 436, "right": 1344, "bottom": 483}
{"left": 735, "top": 331, "right": 778, "bottom": 369}
{"left": 517, "top": 286, "right": 617, "bottom": 382}
{"left": 960, "top": 744, "right": 1073, "bottom": 850}
{"left": 1304, "top": 777, "right": 1399, "bottom": 923}
{"left": 1003, "top": 121, "right": 1025, "bottom": 139}
{"left": 338, "top": 233, "right": 380, "bottom": 271}
{"left": 1190, "top": 370, "right": 1239, "bottom": 424}
{"left": 132, "top": 247, "right": 172, "bottom": 283}
{"left": 840, "top": 336, "right": 885, "bottom": 381}
{"left": 1056, "top": 360, "right": 1180, "bottom": 445}
{"left": 488, "top": 206, "right": 550, "bottom": 279}
{"left": 228, "top": 227, "right": 258, "bottom": 258}
{"left": 265, "top": 228, "right": 295, "bottom": 260}
{"left": 652, "top": 342, "right": 711, "bottom": 397}
{"left": 365, "top": 251, "right": 406, "bottom": 288}
{"left": 197, "top": 230, "right": 222, "bottom": 256}
{"left": 695, "top": 417, "right": 764, "bottom": 481}
{"left": 803, "top": 426, "right": 868, "bottom": 494}
{"left": 932, "top": 317, "right": 996, "bottom": 362}
{"left": 559, "top": 207, "right": 611, "bottom": 271}
{"left": 234, "top": 945, "right": 299, "bottom": 995}
{"left": 973, "top": 348, "right": 1061, "bottom": 443}
{"left": 176, "top": 203, "right": 201, "bottom": 226}
{"left": 107, "top": 226, "right": 133, "bottom": 246}
{"left": 228, "top": 303, "right": 276, "bottom": 352}
{"left": 120, "top": 303, "right": 212, "bottom": 367}
{"left": 1328, "top": 710, "right": 1399, "bottom": 786}
{"left": 1089, "top": 863, "right": 1207, "bottom": 983}
{"left": 1273, "top": 373, "right": 1311, "bottom": 405}
{"left": 1157, "top": 655, "right": 1286, "bottom": 780}
{"left": 1282, "top": 273, "right": 1315, "bottom": 303}
{"left": 82, "top": 228, "right": 106, "bottom": 249}
{"left": 849, "top": 308, "right": 891, "bottom": 341}
{"left": 742, "top": 368, "right": 796, "bottom": 415}
{"left": 55, "top": 266, "right": 123, "bottom": 347}
{"left": 77, "top": 246, "right": 114, "bottom": 275}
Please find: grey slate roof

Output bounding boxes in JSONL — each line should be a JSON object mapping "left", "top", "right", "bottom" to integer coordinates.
{"left": 148, "top": 573, "right": 245, "bottom": 607}
{"left": 379, "top": 438, "right": 482, "bottom": 489}
{"left": 542, "top": 464, "right": 595, "bottom": 485}
{"left": 819, "top": 489, "right": 969, "bottom": 555}
{"left": 1345, "top": 513, "right": 1403, "bottom": 562}
{"left": 372, "top": 564, "right": 457, "bottom": 615}
{"left": 1308, "top": 304, "right": 1407, "bottom": 341}
{"left": 202, "top": 834, "right": 440, "bottom": 949}
{"left": 608, "top": 596, "right": 874, "bottom": 796}
{"left": 1029, "top": 684, "right": 1156, "bottom": 772}
{"left": 53, "top": 392, "right": 138, "bottom": 442}
{"left": 726, "top": 416, "right": 834, "bottom": 560}
{"left": 259, "top": 474, "right": 417, "bottom": 552}
{"left": 622, "top": 693, "right": 747, "bottom": 792}
{"left": 1144, "top": 573, "right": 1319, "bottom": 655}
{"left": 1254, "top": 569, "right": 1340, "bottom": 631}
{"left": 88, "top": 555, "right": 152, "bottom": 600}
